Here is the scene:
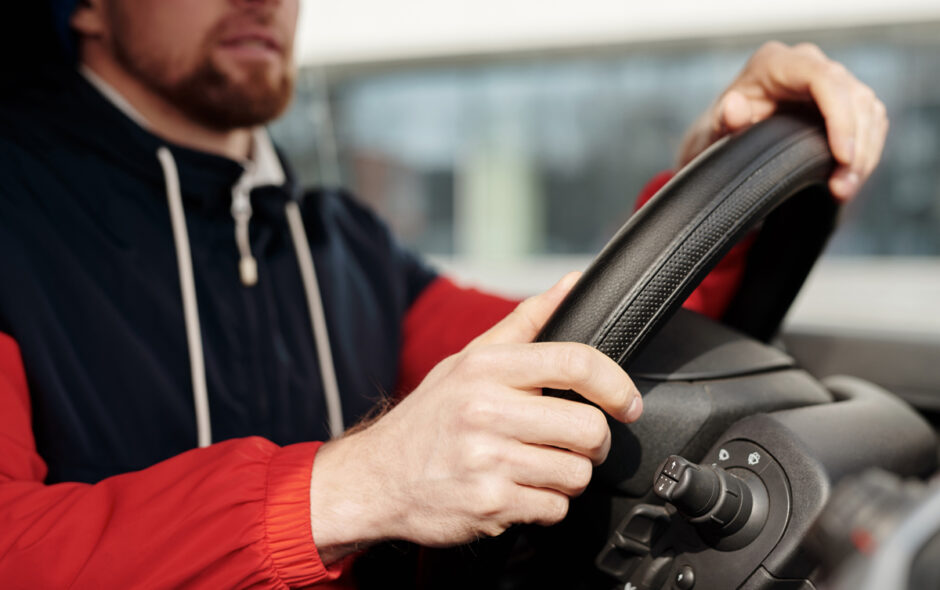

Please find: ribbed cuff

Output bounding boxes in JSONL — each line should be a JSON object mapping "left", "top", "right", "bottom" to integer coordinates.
{"left": 265, "top": 441, "right": 349, "bottom": 587}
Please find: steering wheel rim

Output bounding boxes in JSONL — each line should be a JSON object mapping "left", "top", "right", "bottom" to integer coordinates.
{"left": 536, "top": 109, "right": 838, "bottom": 371}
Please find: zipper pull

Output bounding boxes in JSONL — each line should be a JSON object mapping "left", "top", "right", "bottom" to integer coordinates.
{"left": 231, "top": 186, "right": 258, "bottom": 287}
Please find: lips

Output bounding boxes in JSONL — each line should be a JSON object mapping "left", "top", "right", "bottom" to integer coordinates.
{"left": 218, "top": 29, "right": 283, "bottom": 55}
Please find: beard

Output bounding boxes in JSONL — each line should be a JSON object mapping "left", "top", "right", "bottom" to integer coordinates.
{"left": 110, "top": 8, "right": 295, "bottom": 131}
{"left": 153, "top": 57, "right": 295, "bottom": 131}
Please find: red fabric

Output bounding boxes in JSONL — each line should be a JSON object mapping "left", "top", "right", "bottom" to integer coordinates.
{"left": 0, "top": 332, "right": 345, "bottom": 588}
{"left": 397, "top": 277, "right": 519, "bottom": 395}
{"left": 633, "top": 171, "right": 753, "bottom": 320}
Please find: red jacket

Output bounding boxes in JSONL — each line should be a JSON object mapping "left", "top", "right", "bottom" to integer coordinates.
{"left": 0, "top": 172, "right": 746, "bottom": 587}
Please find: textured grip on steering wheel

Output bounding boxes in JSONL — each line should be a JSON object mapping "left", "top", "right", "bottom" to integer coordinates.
{"left": 537, "top": 110, "right": 837, "bottom": 369}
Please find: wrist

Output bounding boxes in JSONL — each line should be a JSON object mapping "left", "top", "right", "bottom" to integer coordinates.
{"left": 308, "top": 428, "right": 404, "bottom": 561}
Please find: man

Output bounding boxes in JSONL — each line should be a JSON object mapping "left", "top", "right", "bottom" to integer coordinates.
{"left": 0, "top": 0, "right": 887, "bottom": 587}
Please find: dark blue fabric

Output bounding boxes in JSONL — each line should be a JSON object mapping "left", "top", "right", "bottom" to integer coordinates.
{"left": 49, "top": 0, "right": 78, "bottom": 60}
{"left": 0, "top": 68, "right": 436, "bottom": 484}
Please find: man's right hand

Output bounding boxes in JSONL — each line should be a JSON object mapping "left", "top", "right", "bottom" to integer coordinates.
{"left": 308, "top": 273, "right": 643, "bottom": 563}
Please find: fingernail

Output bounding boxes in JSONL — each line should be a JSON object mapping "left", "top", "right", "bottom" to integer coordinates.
{"left": 624, "top": 394, "right": 643, "bottom": 422}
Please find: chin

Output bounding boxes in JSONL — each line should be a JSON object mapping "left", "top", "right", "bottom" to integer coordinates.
{"left": 170, "top": 57, "right": 295, "bottom": 130}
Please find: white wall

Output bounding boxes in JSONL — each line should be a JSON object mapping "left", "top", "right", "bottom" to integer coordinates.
{"left": 297, "top": 0, "right": 940, "bottom": 66}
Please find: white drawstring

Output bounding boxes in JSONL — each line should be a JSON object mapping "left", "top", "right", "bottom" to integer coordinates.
{"left": 156, "top": 146, "right": 345, "bottom": 446}
{"left": 231, "top": 171, "right": 259, "bottom": 287}
{"left": 157, "top": 147, "right": 213, "bottom": 448}
{"left": 285, "top": 201, "right": 345, "bottom": 439}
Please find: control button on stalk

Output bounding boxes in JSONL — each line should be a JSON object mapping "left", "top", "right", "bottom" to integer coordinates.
{"left": 675, "top": 565, "right": 695, "bottom": 589}
{"left": 653, "top": 455, "right": 769, "bottom": 549}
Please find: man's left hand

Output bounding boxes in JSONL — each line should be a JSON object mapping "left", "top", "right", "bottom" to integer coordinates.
{"left": 678, "top": 41, "right": 888, "bottom": 200}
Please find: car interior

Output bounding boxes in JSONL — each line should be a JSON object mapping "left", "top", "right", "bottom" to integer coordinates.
{"left": 403, "top": 111, "right": 940, "bottom": 590}
{"left": 7, "top": 5, "right": 938, "bottom": 589}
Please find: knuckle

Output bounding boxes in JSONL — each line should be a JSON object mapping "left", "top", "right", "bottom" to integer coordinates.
{"left": 795, "top": 42, "right": 824, "bottom": 58}
{"left": 757, "top": 40, "right": 786, "bottom": 57}
{"left": 458, "top": 347, "right": 498, "bottom": 377}
{"left": 579, "top": 408, "right": 610, "bottom": 454}
{"left": 824, "top": 60, "right": 848, "bottom": 78}
{"left": 874, "top": 99, "right": 888, "bottom": 118}
{"left": 566, "top": 457, "right": 594, "bottom": 495}
{"left": 544, "top": 494, "right": 570, "bottom": 524}
{"left": 461, "top": 437, "right": 499, "bottom": 472}
{"left": 439, "top": 353, "right": 461, "bottom": 372}
{"left": 474, "top": 479, "right": 510, "bottom": 517}
{"left": 516, "top": 294, "right": 539, "bottom": 314}
{"left": 437, "top": 352, "right": 468, "bottom": 378}
{"left": 450, "top": 350, "right": 474, "bottom": 375}
{"left": 562, "top": 346, "right": 594, "bottom": 390}
{"left": 480, "top": 521, "right": 508, "bottom": 538}
{"left": 423, "top": 355, "right": 456, "bottom": 383}
{"left": 511, "top": 299, "right": 542, "bottom": 332}
{"left": 856, "top": 85, "right": 876, "bottom": 103}
{"left": 460, "top": 397, "right": 498, "bottom": 430}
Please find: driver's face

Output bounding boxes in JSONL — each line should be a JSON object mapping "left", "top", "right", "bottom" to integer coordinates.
{"left": 95, "top": 0, "right": 299, "bottom": 130}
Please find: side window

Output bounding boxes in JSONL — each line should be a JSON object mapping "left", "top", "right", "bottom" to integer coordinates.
{"left": 273, "top": 24, "right": 940, "bottom": 332}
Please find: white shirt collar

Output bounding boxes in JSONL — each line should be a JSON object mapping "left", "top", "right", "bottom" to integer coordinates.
{"left": 79, "top": 64, "right": 286, "bottom": 190}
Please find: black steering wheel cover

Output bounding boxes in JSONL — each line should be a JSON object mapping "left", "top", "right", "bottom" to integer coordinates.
{"left": 536, "top": 110, "right": 837, "bottom": 368}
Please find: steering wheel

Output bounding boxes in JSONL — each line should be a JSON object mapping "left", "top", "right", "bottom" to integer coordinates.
{"left": 369, "top": 112, "right": 933, "bottom": 590}
{"left": 536, "top": 108, "right": 837, "bottom": 361}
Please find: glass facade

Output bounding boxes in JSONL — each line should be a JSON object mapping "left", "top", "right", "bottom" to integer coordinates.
{"left": 270, "top": 23, "right": 940, "bottom": 262}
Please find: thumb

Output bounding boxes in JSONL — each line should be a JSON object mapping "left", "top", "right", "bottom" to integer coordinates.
{"left": 468, "top": 271, "right": 581, "bottom": 348}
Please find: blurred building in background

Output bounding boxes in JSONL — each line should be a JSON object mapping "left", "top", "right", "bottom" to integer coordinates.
{"left": 271, "top": 0, "right": 940, "bottom": 335}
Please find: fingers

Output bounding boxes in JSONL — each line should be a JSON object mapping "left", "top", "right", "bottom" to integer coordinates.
{"left": 754, "top": 42, "right": 886, "bottom": 197}
{"left": 469, "top": 271, "right": 581, "bottom": 348}
{"left": 860, "top": 97, "right": 889, "bottom": 180}
{"left": 829, "top": 92, "right": 889, "bottom": 199}
{"left": 743, "top": 42, "right": 858, "bottom": 163}
{"left": 447, "top": 474, "right": 571, "bottom": 537}
{"left": 719, "top": 90, "right": 754, "bottom": 132}
{"left": 466, "top": 394, "right": 613, "bottom": 464}
{"left": 806, "top": 67, "right": 858, "bottom": 166}
{"left": 695, "top": 41, "right": 888, "bottom": 200}
{"left": 451, "top": 441, "right": 587, "bottom": 527}
{"left": 457, "top": 341, "right": 642, "bottom": 423}
{"left": 718, "top": 89, "right": 777, "bottom": 134}
{"left": 510, "top": 486, "right": 571, "bottom": 527}
{"left": 507, "top": 444, "right": 596, "bottom": 497}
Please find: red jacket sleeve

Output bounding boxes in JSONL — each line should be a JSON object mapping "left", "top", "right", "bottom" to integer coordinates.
{"left": 398, "top": 171, "right": 754, "bottom": 392}
{"left": 0, "top": 332, "right": 346, "bottom": 588}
